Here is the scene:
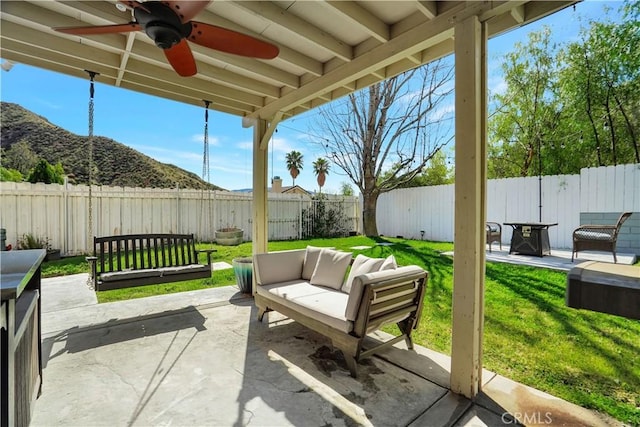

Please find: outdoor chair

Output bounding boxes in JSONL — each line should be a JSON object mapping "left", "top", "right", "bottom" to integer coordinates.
{"left": 571, "top": 212, "right": 633, "bottom": 263}
{"left": 486, "top": 222, "right": 502, "bottom": 252}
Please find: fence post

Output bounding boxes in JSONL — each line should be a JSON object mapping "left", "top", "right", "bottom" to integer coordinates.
{"left": 299, "top": 195, "right": 303, "bottom": 240}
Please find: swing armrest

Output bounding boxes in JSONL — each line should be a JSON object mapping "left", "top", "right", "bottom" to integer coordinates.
{"left": 196, "top": 249, "right": 217, "bottom": 266}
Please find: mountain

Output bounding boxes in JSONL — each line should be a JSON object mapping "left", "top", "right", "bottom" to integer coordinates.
{"left": 0, "top": 102, "right": 223, "bottom": 190}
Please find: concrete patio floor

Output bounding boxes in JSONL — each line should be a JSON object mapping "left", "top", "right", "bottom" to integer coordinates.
{"left": 459, "top": 248, "right": 635, "bottom": 271}
{"left": 33, "top": 273, "right": 620, "bottom": 427}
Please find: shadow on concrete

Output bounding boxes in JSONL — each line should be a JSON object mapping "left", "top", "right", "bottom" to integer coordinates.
{"left": 41, "top": 305, "right": 207, "bottom": 368}
{"left": 229, "top": 297, "right": 449, "bottom": 426}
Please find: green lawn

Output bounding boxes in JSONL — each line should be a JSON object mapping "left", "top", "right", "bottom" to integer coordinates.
{"left": 40, "top": 237, "right": 639, "bottom": 424}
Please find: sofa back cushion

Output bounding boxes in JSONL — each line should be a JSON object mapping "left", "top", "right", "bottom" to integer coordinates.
{"left": 302, "top": 246, "right": 324, "bottom": 280}
{"left": 309, "top": 248, "right": 352, "bottom": 290}
{"left": 254, "top": 249, "right": 305, "bottom": 285}
{"left": 341, "top": 254, "right": 385, "bottom": 293}
{"left": 380, "top": 254, "right": 398, "bottom": 271}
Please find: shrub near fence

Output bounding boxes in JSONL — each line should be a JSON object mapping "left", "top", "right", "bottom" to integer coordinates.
{"left": 0, "top": 182, "right": 360, "bottom": 255}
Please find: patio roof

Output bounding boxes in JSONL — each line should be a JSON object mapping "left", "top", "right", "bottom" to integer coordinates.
{"left": 1, "top": 0, "right": 580, "bottom": 400}
{"left": 1, "top": 1, "right": 574, "bottom": 120}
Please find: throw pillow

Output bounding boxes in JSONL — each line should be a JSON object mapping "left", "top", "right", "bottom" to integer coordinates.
{"left": 302, "top": 246, "right": 323, "bottom": 280}
{"left": 342, "top": 254, "right": 384, "bottom": 293}
{"left": 380, "top": 254, "right": 398, "bottom": 271}
{"left": 309, "top": 249, "right": 352, "bottom": 290}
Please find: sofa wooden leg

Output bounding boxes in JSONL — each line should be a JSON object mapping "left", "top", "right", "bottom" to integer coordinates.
{"left": 344, "top": 354, "right": 358, "bottom": 378}
{"left": 257, "top": 306, "right": 267, "bottom": 322}
{"left": 404, "top": 334, "right": 414, "bottom": 350}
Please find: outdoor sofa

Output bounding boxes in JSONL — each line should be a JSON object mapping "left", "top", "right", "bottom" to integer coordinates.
{"left": 254, "top": 247, "right": 428, "bottom": 377}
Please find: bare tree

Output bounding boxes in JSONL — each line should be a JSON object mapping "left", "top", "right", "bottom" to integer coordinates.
{"left": 312, "top": 59, "right": 454, "bottom": 236}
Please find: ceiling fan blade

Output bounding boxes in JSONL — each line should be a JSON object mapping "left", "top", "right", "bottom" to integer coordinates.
{"left": 118, "top": 1, "right": 150, "bottom": 13}
{"left": 188, "top": 22, "right": 279, "bottom": 59}
{"left": 162, "top": 1, "right": 211, "bottom": 23}
{"left": 55, "top": 23, "right": 140, "bottom": 35}
{"left": 163, "top": 39, "right": 197, "bottom": 77}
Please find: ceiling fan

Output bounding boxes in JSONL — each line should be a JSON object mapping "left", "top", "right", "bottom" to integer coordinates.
{"left": 54, "top": 0, "right": 279, "bottom": 77}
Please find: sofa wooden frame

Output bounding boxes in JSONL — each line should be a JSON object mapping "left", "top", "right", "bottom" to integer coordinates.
{"left": 256, "top": 268, "right": 427, "bottom": 377}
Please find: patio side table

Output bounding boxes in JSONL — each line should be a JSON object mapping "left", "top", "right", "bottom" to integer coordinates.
{"left": 504, "top": 222, "right": 558, "bottom": 257}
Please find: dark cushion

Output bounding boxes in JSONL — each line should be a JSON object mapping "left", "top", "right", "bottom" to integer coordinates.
{"left": 574, "top": 230, "right": 614, "bottom": 241}
{"left": 160, "top": 264, "right": 210, "bottom": 276}
{"left": 100, "top": 269, "right": 161, "bottom": 282}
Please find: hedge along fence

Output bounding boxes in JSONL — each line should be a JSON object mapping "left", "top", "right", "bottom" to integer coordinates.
{"left": 0, "top": 182, "right": 361, "bottom": 255}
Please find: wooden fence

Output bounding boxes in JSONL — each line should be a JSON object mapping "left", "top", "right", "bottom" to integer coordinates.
{"left": 0, "top": 183, "right": 360, "bottom": 255}
{"left": 2, "top": 164, "right": 637, "bottom": 255}
{"left": 376, "top": 163, "right": 640, "bottom": 253}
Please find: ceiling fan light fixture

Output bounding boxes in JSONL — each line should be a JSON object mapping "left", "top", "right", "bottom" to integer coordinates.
{"left": 115, "top": 3, "right": 128, "bottom": 12}
{"left": 145, "top": 23, "right": 182, "bottom": 49}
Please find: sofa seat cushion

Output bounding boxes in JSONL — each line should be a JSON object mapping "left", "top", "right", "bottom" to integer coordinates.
{"left": 100, "top": 268, "right": 162, "bottom": 282}
{"left": 257, "top": 280, "right": 352, "bottom": 333}
{"left": 160, "top": 264, "right": 210, "bottom": 275}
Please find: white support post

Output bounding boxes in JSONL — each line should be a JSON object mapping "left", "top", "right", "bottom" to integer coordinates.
{"left": 450, "top": 15, "right": 487, "bottom": 399}
{"left": 252, "top": 119, "right": 269, "bottom": 294}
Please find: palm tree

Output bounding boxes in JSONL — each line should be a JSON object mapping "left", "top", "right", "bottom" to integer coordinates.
{"left": 312, "top": 157, "right": 330, "bottom": 193}
{"left": 285, "top": 151, "right": 304, "bottom": 186}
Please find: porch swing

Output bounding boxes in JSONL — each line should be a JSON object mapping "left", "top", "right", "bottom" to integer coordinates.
{"left": 85, "top": 75, "right": 215, "bottom": 291}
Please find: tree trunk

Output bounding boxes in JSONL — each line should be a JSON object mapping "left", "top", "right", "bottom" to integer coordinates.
{"left": 613, "top": 91, "right": 640, "bottom": 162}
{"left": 290, "top": 167, "right": 299, "bottom": 185}
{"left": 317, "top": 172, "right": 326, "bottom": 189}
{"left": 362, "top": 191, "right": 379, "bottom": 236}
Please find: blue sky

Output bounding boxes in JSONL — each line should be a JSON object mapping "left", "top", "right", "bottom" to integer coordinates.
{"left": 0, "top": 1, "right": 622, "bottom": 193}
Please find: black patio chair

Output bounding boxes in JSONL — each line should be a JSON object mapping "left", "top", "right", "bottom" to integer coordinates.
{"left": 571, "top": 212, "right": 632, "bottom": 263}
{"left": 486, "top": 222, "right": 502, "bottom": 253}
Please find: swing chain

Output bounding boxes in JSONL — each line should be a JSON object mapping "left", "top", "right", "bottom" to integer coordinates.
{"left": 202, "top": 100, "right": 211, "bottom": 183}
{"left": 86, "top": 71, "right": 98, "bottom": 289}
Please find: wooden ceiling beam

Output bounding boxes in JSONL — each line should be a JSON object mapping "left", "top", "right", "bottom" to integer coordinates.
{"left": 416, "top": 1, "right": 437, "bottom": 19}
{"left": 231, "top": 1, "right": 353, "bottom": 62}
{"left": 325, "top": 1, "right": 389, "bottom": 43}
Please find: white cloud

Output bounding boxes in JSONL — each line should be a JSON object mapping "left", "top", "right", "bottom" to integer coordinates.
{"left": 431, "top": 103, "right": 455, "bottom": 122}
{"left": 271, "top": 136, "right": 294, "bottom": 153}
{"left": 489, "top": 76, "right": 508, "bottom": 96}
{"left": 234, "top": 136, "right": 294, "bottom": 153}
{"left": 191, "top": 134, "right": 220, "bottom": 146}
{"left": 236, "top": 141, "right": 253, "bottom": 150}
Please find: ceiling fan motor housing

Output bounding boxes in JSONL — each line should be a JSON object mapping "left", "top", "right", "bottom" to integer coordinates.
{"left": 134, "top": 1, "right": 192, "bottom": 49}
